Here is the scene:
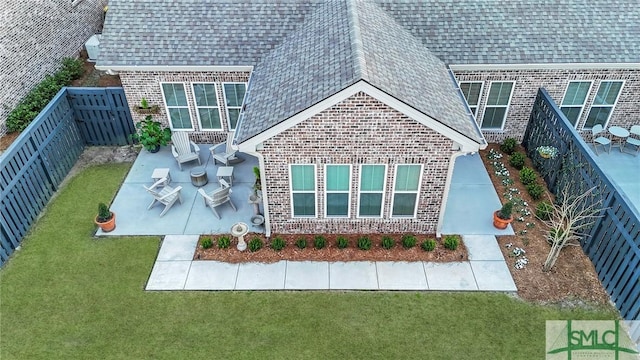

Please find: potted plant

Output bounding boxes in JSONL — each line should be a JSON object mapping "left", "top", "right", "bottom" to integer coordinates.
{"left": 536, "top": 145, "right": 559, "bottom": 159}
{"left": 493, "top": 201, "right": 513, "bottom": 229}
{"left": 95, "top": 202, "right": 116, "bottom": 232}
{"left": 132, "top": 115, "right": 171, "bottom": 153}
{"left": 135, "top": 98, "right": 160, "bottom": 114}
{"left": 252, "top": 166, "right": 262, "bottom": 197}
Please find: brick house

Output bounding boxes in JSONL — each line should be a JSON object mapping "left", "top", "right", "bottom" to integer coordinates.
{"left": 96, "top": 0, "right": 639, "bottom": 236}
{"left": 0, "top": 0, "right": 107, "bottom": 136}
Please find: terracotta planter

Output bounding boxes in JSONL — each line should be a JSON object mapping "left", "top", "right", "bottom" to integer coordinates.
{"left": 493, "top": 211, "right": 513, "bottom": 229}
{"left": 95, "top": 212, "right": 116, "bottom": 232}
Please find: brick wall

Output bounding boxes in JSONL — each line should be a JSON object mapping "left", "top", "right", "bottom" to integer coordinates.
{"left": 260, "top": 91, "right": 456, "bottom": 235}
{"left": 0, "top": 0, "right": 107, "bottom": 136}
{"left": 119, "top": 71, "right": 250, "bottom": 144}
{"left": 454, "top": 68, "right": 640, "bottom": 143}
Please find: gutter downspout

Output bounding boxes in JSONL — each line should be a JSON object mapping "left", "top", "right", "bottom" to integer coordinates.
{"left": 436, "top": 150, "right": 466, "bottom": 238}
{"left": 242, "top": 148, "right": 271, "bottom": 239}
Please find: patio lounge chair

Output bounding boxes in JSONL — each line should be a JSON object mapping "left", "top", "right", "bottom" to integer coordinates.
{"left": 622, "top": 125, "right": 640, "bottom": 156}
{"left": 171, "top": 132, "right": 200, "bottom": 170}
{"left": 143, "top": 178, "right": 183, "bottom": 217}
{"left": 197, "top": 179, "right": 237, "bottom": 219}
{"left": 210, "top": 132, "right": 238, "bottom": 166}
{"left": 591, "top": 124, "right": 611, "bottom": 155}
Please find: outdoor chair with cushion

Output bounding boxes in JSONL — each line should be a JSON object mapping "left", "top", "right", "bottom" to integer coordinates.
{"left": 143, "top": 178, "right": 183, "bottom": 217}
{"left": 197, "top": 179, "right": 237, "bottom": 219}
{"left": 622, "top": 125, "right": 640, "bottom": 156}
{"left": 210, "top": 132, "right": 238, "bottom": 166}
{"left": 171, "top": 132, "right": 200, "bottom": 170}
{"left": 591, "top": 124, "right": 611, "bottom": 155}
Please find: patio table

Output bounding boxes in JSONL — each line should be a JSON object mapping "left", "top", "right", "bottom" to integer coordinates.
{"left": 217, "top": 166, "right": 234, "bottom": 186}
{"left": 151, "top": 168, "right": 171, "bottom": 186}
{"left": 609, "top": 126, "right": 630, "bottom": 152}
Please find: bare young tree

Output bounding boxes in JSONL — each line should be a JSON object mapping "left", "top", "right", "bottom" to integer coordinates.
{"left": 541, "top": 185, "right": 606, "bottom": 272}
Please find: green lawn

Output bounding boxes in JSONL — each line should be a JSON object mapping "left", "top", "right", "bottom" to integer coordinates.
{"left": 0, "top": 164, "right": 619, "bottom": 359}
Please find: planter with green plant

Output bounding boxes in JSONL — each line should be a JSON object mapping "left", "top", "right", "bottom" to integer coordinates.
{"left": 135, "top": 98, "right": 160, "bottom": 115}
{"left": 95, "top": 202, "right": 116, "bottom": 232}
{"left": 493, "top": 201, "right": 513, "bottom": 229}
{"left": 132, "top": 115, "right": 171, "bottom": 153}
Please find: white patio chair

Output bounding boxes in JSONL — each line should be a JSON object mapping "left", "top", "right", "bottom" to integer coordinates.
{"left": 591, "top": 124, "right": 611, "bottom": 155}
{"left": 622, "top": 125, "right": 640, "bottom": 156}
{"left": 197, "top": 179, "right": 237, "bottom": 219}
{"left": 171, "top": 132, "right": 200, "bottom": 170}
{"left": 210, "top": 132, "right": 238, "bottom": 166}
{"left": 143, "top": 178, "right": 183, "bottom": 217}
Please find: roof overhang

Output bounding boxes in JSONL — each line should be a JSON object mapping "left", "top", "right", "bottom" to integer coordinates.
{"left": 449, "top": 62, "right": 640, "bottom": 71}
{"left": 238, "top": 80, "right": 484, "bottom": 153}
{"left": 93, "top": 65, "right": 254, "bottom": 72}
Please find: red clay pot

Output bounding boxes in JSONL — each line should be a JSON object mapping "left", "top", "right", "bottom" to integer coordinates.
{"left": 493, "top": 211, "right": 513, "bottom": 230}
{"left": 95, "top": 212, "right": 116, "bottom": 232}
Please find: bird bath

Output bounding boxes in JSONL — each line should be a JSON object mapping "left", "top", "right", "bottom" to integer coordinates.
{"left": 231, "top": 222, "right": 249, "bottom": 251}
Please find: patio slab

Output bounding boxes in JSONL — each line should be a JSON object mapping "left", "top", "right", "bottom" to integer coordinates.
{"left": 184, "top": 261, "right": 239, "bottom": 290}
{"left": 470, "top": 261, "right": 517, "bottom": 291}
{"left": 590, "top": 146, "right": 640, "bottom": 212}
{"left": 284, "top": 261, "right": 329, "bottom": 290}
{"left": 329, "top": 262, "right": 378, "bottom": 290}
{"left": 376, "top": 261, "right": 428, "bottom": 290}
{"left": 463, "top": 235, "right": 504, "bottom": 261}
{"left": 235, "top": 262, "right": 287, "bottom": 290}
{"left": 423, "top": 262, "right": 478, "bottom": 291}
{"left": 156, "top": 235, "right": 199, "bottom": 260}
{"left": 146, "top": 261, "right": 191, "bottom": 290}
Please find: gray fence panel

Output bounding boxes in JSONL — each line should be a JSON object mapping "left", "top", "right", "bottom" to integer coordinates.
{"left": 523, "top": 88, "right": 640, "bottom": 321}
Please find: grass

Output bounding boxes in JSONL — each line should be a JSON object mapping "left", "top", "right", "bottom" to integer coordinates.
{"left": 0, "top": 164, "right": 620, "bottom": 359}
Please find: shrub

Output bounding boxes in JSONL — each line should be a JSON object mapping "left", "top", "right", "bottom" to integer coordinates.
{"left": 295, "top": 237, "right": 307, "bottom": 249}
{"left": 527, "top": 183, "right": 544, "bottom": 200}
{"left": 498, "top": 201, "right": 513, "bottom": 220}
{"left": 314, "top": 235, "right": 326, "bottom": 249}
{"left": 509, "top": 152, "right": 526, "bottom": 170}
{"left": 401, "top": 234, "right": 417, "bottom": 249}
{"left": 519, "top": 167, "right": 537, "bottom": 185}
{"left": 7, "top": 57, "right": 85, "bottom": 132}
{"left": 443, "top": 235, "right": 460, "bottom": 250}
{"left": 357, "top": 236, "right": 371, "bottom": 250}
{"left": 270, "top": 236, "right": 286, "bottom": 251}
{"left": 421, "top": 239, "right": 436, "bottom": 252}
{"left": 500, "top": 137, "right": 518, "bottom": 155}
{"left": 217, "top": 236, "right": 231, "bottom": 249}
{"left": 381, "top": 236, "right": 395, "bottom": 250}
{"left": 336, "top": 236, "right": 348, "bottom": 249}
{"left": 96, "top": 202, "right": 111, "bottom": 222}
{"left": 201, "top": 237, "right": 213, "bottom": 249}
{"left": 248, "top": 237, "right": 263, "bottom": 252}
{"left": 535, "top": 200, "right": 554, "bottom": 221}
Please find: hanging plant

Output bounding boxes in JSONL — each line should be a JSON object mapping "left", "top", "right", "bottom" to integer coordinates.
{"left": 536, "top": 146, "right": 559, "bottom": 159}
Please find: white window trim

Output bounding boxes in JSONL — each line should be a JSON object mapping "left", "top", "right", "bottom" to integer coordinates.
{"left": 222, "top": 82, "right": 247, "bottom": 131}
{"left": 560, "top": 81, "right": 593, "bottom": 128}
{"left": 289, "top": 164, "right": 317, "bottom": 218}
{"left": 160, "top": 82, "right": 194, "bottom": 131}
{"left": 356, "top": 164, "right": 387, "bottom": 219}
{"left": 583, "top": 80, "right": 625, "bottom": 130}
{"left": 459, "top": 81, "right": 484, "bottom": 118}
{"left": 481, "top": 81, "right": 515, "bottom": 131}
{"left": 324, "top": 164, "right": 351, "bottom": 218}
{"left": 191, "top": 83, "right": 223, "bottom": 131}
{"left": 390, "top": 164, "right": 423, "bottom": 219}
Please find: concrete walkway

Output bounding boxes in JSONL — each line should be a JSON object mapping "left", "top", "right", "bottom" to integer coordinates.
{"left": 146, "top": 234, "right": 517, "bottom": 292}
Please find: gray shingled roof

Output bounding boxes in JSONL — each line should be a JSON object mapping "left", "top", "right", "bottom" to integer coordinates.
{"left": 98, "top": 0, "right": 322, "bottom": 67}
{"left": 236, "top": 0, "right": 483, "bottom": 144}
{"left": 378, "top": 1, "right": 640, "bottom": 64}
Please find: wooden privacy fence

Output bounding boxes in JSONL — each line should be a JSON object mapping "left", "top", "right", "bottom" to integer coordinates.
{"left": 523, "top": 88, "right": 640, "bottom": 322}
{"left": 0, "top": 87, "right": 134, "bottom": 266}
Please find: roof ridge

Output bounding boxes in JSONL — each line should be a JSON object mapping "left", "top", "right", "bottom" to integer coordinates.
{"left": 346, "top": 0, "right": 367, "bottom": 80}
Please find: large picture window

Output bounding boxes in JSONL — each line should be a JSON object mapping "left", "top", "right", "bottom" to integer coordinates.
{"left": 290, "top": 165, "right": 316, "bottom": 217}
{"left": 192, "top": 83, "right": 222, "bottom": 130}
{"left": 560, "top": 81, "right": 591, "bottom": 127}
{"left": 161, "top": 83, "right": 192, "bottom": 130}
{"left": 391, "top": 164, "right": 422, "bottom": 217}
{"left": 584, "top": 81, "right": 623, "bottom": 129}
{"left": 325, "top": 165, "right": 351, "bottom": 217}
{"left": 358, "top": 165, "right": 386, "bottom": 218}
{"left": 222, "top": 83, "right": 246, "bottom": 131}
{"left": 459, "top": 82, "right": 483, "bottom": 118}
{"left": 481, "top": 82, "right": 514, "bottom": 130}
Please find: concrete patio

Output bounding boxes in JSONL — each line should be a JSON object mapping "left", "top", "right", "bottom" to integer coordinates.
{"left": 590, "top": 144, "right": 640, "bottom": 212}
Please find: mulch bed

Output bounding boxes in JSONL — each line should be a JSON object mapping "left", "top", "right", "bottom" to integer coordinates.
{"left": 194, "top": 233, "right": 467, "bottom": 263}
